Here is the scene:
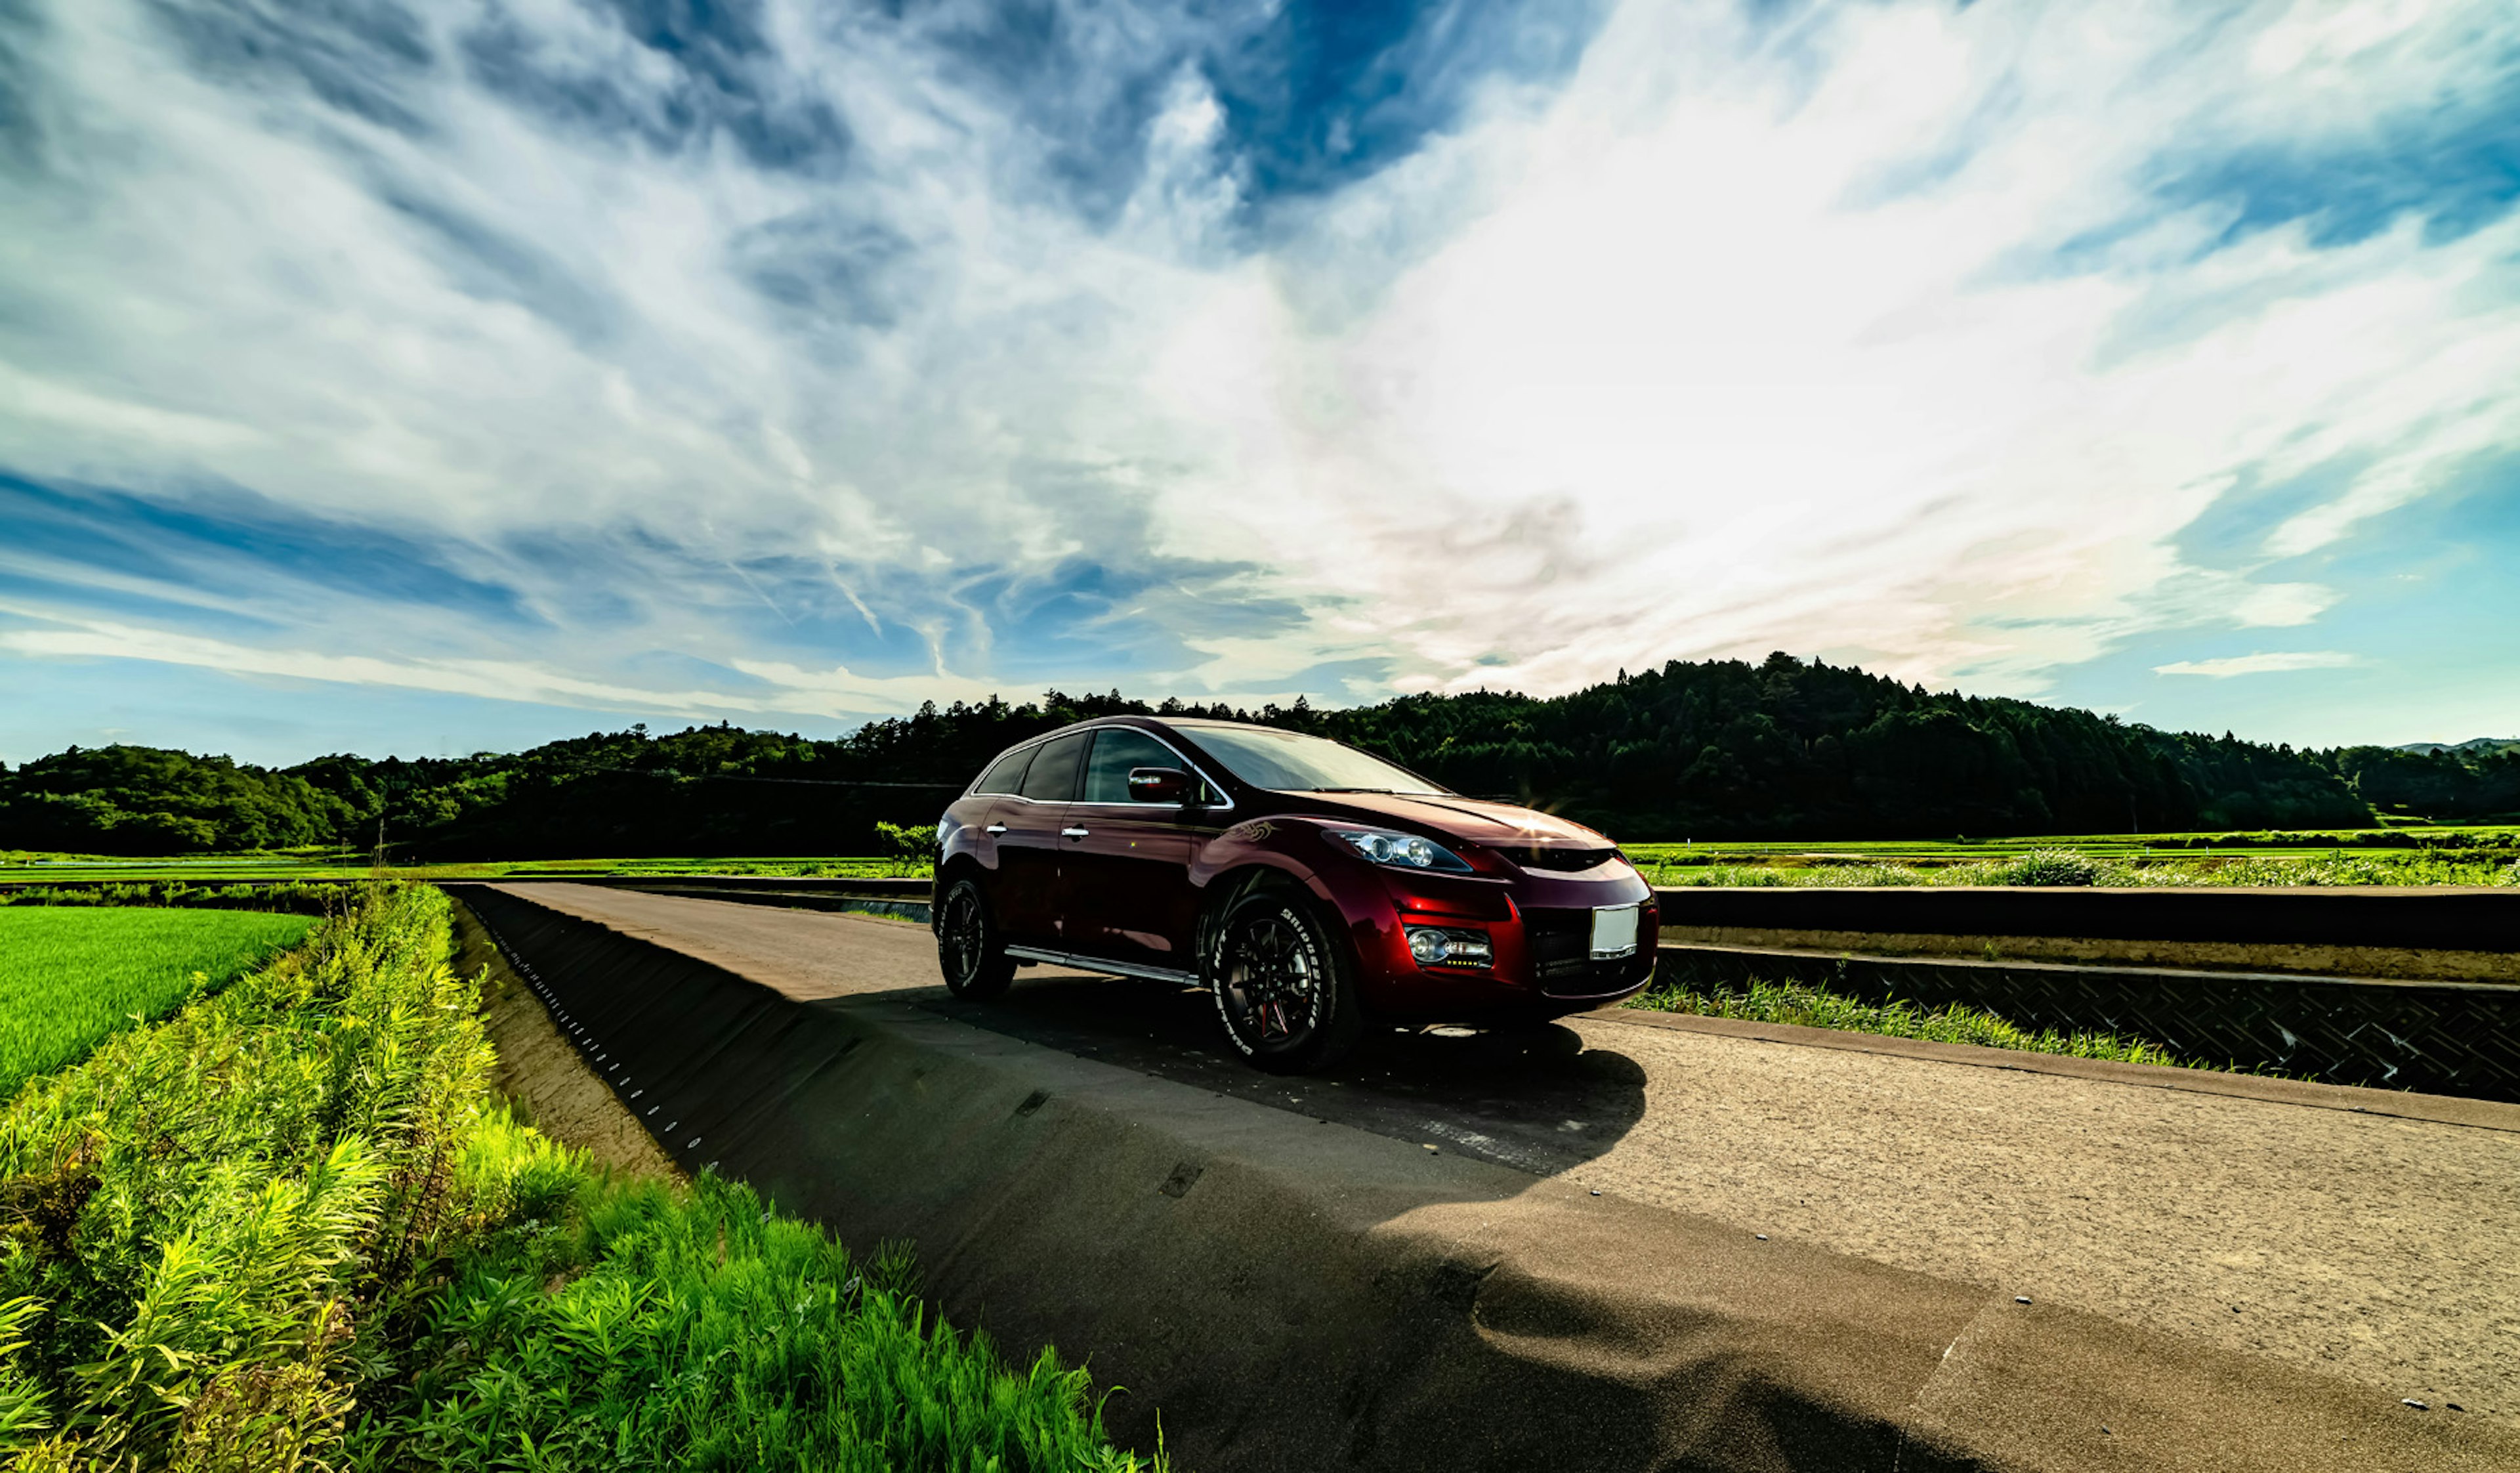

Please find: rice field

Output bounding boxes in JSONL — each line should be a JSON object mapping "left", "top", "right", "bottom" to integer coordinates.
{"left": 0, "top": 905, "right": 314, "bottom": 1098}
{"left": 1626, "top": 838, "right": 2520, "bottom": 887}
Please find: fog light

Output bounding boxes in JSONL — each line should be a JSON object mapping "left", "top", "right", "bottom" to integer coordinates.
{"left": 1406, "top": 926, "right": 1492, "bottom": 969}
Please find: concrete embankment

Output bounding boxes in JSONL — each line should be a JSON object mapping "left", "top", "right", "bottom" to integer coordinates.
{"left": 453, "top": 882, "right": 2519, "bottom": 1473}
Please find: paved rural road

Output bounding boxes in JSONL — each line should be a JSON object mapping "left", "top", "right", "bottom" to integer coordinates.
{"left": 494, "top": 882, "right": 2520, "bottom": 1425}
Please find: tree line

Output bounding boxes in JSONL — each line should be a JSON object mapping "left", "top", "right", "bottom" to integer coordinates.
{"left": 5, "top": 654, "right": 2514, "bottom": 856}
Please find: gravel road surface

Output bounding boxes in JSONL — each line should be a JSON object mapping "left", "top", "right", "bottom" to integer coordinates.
{"left": 492, "top": 882, "right": 2520, "bottom": 1424}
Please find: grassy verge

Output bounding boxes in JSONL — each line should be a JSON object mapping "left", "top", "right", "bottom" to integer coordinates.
{"left": 0, "top": 907, "right": 315, "bottom": 1098}
{"left": 1633, "top": 845, "right": 2520, "bottom": 888}
{"left": 1627, "top": 977, "right": 2204, "bottom": 1070}
{"left": 0, "top": 885, "right": 1165, "bottom": 1471}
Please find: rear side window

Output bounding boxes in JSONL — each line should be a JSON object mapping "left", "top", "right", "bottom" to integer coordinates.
{"left": 1018, "top": 731, "right": 1087, "bottom": 801}
{"left": 974, "top": 747, "right": 1034, "bottom": 796}
{"left": 1081, "top": 729, "right": 1177, "bottom": 803}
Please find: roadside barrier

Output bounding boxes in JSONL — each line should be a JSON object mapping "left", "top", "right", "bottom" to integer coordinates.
{"left": 1654, "top": 945, "right": 2520, "bottom": 1101}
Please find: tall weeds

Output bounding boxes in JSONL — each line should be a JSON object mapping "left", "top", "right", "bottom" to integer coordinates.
{"left": 0, "top": 886, "right": 1164, "bottom": 1472}
{"left": 0, "top": 884, "right": 484, "bottom": 1469}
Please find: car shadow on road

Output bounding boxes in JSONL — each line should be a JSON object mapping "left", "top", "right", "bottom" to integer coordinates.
{"left": 918, "top": 971, "right": 1649, "bottom": 1178}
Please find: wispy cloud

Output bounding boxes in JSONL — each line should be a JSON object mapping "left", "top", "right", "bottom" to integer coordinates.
{"left": 2154, "top": 651, "right": 2359, "bottom": 679}
{"left": 0, "top": 0, "right": 2513, "bottom": 758}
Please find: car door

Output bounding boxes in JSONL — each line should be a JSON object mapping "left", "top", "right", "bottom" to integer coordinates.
{"left": 992, "top": 730, "right": 1086, "bottom": 945}
{"left": 1058, "top": 727, "right": 1208, "bottom": 971}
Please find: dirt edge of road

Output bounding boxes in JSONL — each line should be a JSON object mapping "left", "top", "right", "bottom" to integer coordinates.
{"left": 450, "top": 893, "right": 684, "bottom": 1181}
{"left": 453, "top": 882, "right": 2519, "bottom": 1473}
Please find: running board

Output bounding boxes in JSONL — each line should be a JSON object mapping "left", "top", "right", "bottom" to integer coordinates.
{"left": 1005, "top": 945, "right": 1201, "bottom": 987}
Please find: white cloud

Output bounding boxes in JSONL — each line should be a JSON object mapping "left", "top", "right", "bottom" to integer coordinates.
{"left": 1147, "top": 0, "right": 2520, "bottom": 697}
{"left": 0, "top": 614, "right": 1005, "bottom": 721}
{"left": 2154, "top": 651, "right": 2359, "bottom": 678}
{"left": 0, "top": 0, "right": 2514, "bottom": 742}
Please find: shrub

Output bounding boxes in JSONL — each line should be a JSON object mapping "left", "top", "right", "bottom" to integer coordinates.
{"left": 872, "top": 822, "right": 940, "bottom": 878}
{"left": 1986, "top": 848, "right": 2105, "bottom": 886}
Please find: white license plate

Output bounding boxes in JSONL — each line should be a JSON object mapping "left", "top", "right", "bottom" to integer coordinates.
{"left": 1589, "top": 904, "right": 1641, "bottom": 960}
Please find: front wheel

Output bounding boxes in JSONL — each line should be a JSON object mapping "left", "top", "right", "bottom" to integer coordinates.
{"left": 1207, "top": 886, "right": 1365, "bottom": 1074}
{"left": 936, "top": 876, "right": 1015, "bottom": 998}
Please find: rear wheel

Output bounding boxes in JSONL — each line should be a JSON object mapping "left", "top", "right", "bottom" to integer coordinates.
{"left": 1208, "top": 886, "right": 1365, "bottom": 1073}
{"left": 936, "top": 876, "right": 1015, "bottom": 998}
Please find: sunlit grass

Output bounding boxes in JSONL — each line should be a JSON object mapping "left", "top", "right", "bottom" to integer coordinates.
{"left": 1627, "top": 976, "right": 2210, "bottom": 1070}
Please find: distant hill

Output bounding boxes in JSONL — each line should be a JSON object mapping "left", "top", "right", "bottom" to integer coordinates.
{"left": 5, "top": 652, "right": 2448, "bottom": 855}
{"left": 2395, "top": 737, "right": 2520, "bottom": 758}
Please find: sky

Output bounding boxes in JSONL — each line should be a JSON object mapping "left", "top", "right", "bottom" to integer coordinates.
{"left": 1, "top": 0, "right": 2515, "bottom": 766}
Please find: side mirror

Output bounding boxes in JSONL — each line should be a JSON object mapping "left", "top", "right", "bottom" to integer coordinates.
{"left": 1127, "top": 766, "right": 1191, "bottom": 805}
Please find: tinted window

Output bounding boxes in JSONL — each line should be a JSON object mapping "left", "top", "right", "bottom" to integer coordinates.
{"left": 975, "top": 748, "right": 1034, "bottom": 796}
{"left": 1018, "top": 732, "right": 1087, "bottom": 801}
{"left": 1174, "top": 724, "right": 1445, "bottom": 795}
{"left": 1082, "top": 729, "right": 1178, "bottom": 803}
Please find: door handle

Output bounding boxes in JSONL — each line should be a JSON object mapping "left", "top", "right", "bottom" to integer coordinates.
{"left": 1060, "top": 826, "right": 1089, "bottom": 839}
{"left": 985, "top": 823, "right": 1007, "bottom": 835}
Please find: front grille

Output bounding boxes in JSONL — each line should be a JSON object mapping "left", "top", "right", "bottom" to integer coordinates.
{"left": 1521, "top": 905, "right": 1654, "bottom": 997}
{"left": 1498, "top": 845, "right": 1620, "bottom": 872}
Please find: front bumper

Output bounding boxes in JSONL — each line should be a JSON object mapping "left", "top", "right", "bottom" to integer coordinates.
{"left": 1314, "top": 864, "right": 1660, "bottom": 1021}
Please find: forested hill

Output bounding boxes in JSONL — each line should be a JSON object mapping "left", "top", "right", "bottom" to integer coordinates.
{"left": 5, "top": 653, "right": 2515, "bottom": 855}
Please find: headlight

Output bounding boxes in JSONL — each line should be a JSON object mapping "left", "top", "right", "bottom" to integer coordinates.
{"left": 1324, "top": 827, "right": 1473, "bottom": 872}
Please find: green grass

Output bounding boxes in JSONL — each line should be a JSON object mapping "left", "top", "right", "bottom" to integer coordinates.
{"left": 1625, "top": 822, "right": 2520, "bottom": 866}
{"left": 1629, "top": 843, "right": 2520, "bottom": 888}
{"left": 0, "top": 851, "right": 927, "bottom": 884}
{"left": 0, "top": 884, "right": 1166, "bottom": 1472}
{"left": 0, "top": 906, "right": 314, "bottom": 1099}
{"left": 1628, "top": 977, "right": 2207, "bottom": 1070}
{"left": 354, "top": 1117, "right": 1158, "bottom": 1472}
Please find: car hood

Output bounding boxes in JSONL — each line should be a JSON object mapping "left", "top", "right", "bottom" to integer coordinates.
{"left": 1293, "top": 790, "right": 1613, "bottom": 849}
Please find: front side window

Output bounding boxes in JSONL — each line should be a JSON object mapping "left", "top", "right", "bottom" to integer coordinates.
{"left": 1018, "top": 731, "right": 1088, "bottom": 801}
{"left": 1081, "top": 729, "right": 1179, "bottom": 803}
{"left": 1177, "top": 724, "right": 1445, "bottom": 795}
{"left": 974, "top": 747, "right": 1034, "bottom": 796}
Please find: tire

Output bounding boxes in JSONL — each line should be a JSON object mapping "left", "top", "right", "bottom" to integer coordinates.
{"left": 935, "top": 875, "right": 1015, "bottom": 999}
{"left": 1206, "top": 884, "right": 1366, "bottom": 1074}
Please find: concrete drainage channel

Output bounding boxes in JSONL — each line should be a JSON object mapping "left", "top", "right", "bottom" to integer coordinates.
{"left": 450, "top": 884, "right": 2514, "bottom": 1473}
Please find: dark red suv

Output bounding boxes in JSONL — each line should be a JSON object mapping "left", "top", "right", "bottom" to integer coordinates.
{"left": 931, "top": 715, "right": 1658, "bottom": 1072}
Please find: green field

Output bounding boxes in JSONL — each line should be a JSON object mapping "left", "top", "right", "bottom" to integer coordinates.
{"left": 0, "top": 906, "right": 315, "bottom": 1098}
{"left": 12, "top": 819, "right": 2520, "bottom": 891}
{"left": 0, "top": 850, "right": 919, "bottom": 883}
{"left": 1627, "top": 826, "right": 2520, "bottom": 887}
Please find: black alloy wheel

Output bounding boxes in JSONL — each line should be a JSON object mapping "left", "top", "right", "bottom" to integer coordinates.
{"left": 1209, "top": 886, "right": 1364, "bottom": 1073}
{"left": 936, "top": 875, "right": 1015, "bottom": 998}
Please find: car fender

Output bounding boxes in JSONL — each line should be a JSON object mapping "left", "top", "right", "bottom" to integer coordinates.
{"left": 1190, "top": 816, "right": 1402, "bottom": 975}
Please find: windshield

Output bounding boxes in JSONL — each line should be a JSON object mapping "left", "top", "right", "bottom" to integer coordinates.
{"left": 1177, "top": 725, "right": 1446, "bottom": 796}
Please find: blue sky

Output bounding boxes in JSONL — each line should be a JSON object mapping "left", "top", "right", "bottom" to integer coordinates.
{"left": 1, "top": 0, "right": 2515, "bottom": 765}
